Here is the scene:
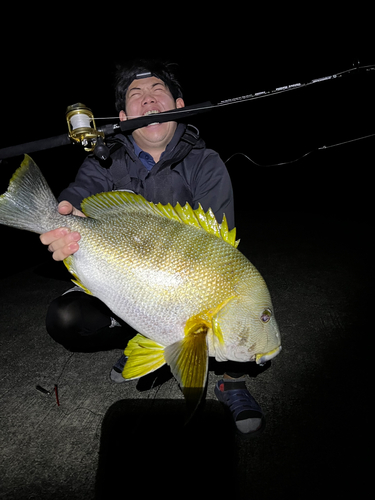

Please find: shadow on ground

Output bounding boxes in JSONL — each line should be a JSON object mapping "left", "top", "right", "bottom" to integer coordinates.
{"left": 95, "top": 399, "right": 237, "bottom": 498}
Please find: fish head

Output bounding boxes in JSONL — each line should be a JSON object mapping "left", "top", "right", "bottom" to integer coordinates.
{"left": 210, "top": 282, "right": 281, "bottom": 364}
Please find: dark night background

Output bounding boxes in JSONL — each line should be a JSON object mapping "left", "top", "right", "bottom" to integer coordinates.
{"left": 0, "top": 10, "right": 373, "bottom": 499}
{"left": 1, "top": 12, "right": 373, "bottom": 268}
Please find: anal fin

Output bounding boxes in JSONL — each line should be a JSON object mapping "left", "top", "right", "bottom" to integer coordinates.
{"left": 123, "top": 333, "right": 166, "bottom": 380}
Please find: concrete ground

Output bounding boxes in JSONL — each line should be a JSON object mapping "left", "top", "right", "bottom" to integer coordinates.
{"left": 0, "top": 133, "right": 372, "bottom": 499}
{"left": 0, "top": 204, "right": 371, "bottom": 499}
{"left": 0, "top": 37, "right": 373, "bottom": 499}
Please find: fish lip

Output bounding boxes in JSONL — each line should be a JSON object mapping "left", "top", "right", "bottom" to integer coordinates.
{"left": 255, "top": 345, "right": 282, "bottom": 365}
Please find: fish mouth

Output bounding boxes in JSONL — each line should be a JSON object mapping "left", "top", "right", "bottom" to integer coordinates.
{"left": 255, "top": 345, "right": 282, "bottom": 365}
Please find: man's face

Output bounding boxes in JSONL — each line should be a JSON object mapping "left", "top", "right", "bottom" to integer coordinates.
{"left": 119, "top": 76, "right": 185, "bottom": 154}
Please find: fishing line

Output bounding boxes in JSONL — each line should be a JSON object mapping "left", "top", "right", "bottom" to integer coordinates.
{"left": 225, "top": 150, "right": 314, "bottom": 167}
{"left": 1, "top": 63, "right": 373, "bottom": 161}
{"left": 35, "top": 350, "right": 107, "bottom": 437}
{"left": 225, "top": 131, "right": 375, "bottom": 167}
{"left": 35, "top": 351, "right": 75, "bottom": 406}
{"left": 318, "top": 131, "right": 375, "bottom": 150}
{"left": 93, "top": 102, "right": 221, "bottom": 121}
{"left": 93, "top": 62, "right": 375, "bottom": 168}
{"left": 216, "top": 63, "right": 375, "bottom": 109}
{"left": 55, "top": 351, "right": 75, "bottom": 384}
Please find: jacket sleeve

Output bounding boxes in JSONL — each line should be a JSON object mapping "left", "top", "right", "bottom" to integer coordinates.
{"left": 57, "top": 155, "right": 115, "bottom": 209}
{"left": 190, "top": 150, "right": 235, "bottom": 230}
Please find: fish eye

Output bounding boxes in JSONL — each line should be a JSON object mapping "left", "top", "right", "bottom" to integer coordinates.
{"left": 260, "top": 308, "right": 272, "bottom": 323}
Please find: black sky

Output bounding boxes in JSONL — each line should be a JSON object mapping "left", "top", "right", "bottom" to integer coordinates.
{"left": 1, "top": 11, "right": 373, "bottom": 212}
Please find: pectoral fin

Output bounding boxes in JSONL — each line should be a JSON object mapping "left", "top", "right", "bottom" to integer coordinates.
{"left": 164, "top": 322, "right": 209, "bottom": 416}
{"left": 123, "top": 334, "right": 166, "bottom": 380}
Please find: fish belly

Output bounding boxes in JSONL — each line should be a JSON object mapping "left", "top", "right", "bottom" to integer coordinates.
{"left": 71, "top": 249, "right": 187, "bottom": 346}
{"left": 68, "top": 217, "right": 237, "bottom": 348}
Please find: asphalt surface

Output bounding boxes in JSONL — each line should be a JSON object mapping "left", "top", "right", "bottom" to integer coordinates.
{"left": 0, "top": 197, "right": 371, "bottom": 498}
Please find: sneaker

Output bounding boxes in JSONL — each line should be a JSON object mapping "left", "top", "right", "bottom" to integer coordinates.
{"left": 110, "top": 353, "right": 128, "bottom": 383}
{"left": 214, "top": 378, "right": 265, "bottom": 435}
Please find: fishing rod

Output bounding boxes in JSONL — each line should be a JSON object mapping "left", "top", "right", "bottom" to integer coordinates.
{"left": 0, "top": 62, "right": 373, "bottom": 162}
{"left": 0, "top": 101, "right": 214, "bottom": 161}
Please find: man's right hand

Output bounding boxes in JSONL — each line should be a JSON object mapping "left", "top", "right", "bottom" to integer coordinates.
{"left": 40, "top": 201, "right": 85, "bottom": 261}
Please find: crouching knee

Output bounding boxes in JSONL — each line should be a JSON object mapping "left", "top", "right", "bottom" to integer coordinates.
{"left": 45, "top": 292, "right": 87, "bottom": 350}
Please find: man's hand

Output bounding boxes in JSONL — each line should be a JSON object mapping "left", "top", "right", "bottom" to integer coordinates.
{"left": 40, "top": 201, "right": 85, "bottom": 261}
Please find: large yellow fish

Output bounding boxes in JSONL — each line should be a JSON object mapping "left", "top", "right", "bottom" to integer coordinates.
{"left": 0, "top": 155, "right": 281, "bottom": 408}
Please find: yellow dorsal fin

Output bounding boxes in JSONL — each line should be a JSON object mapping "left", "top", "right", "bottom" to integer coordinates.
{"left": 80, "top": 191, "right": 158, "bottom": 219}
{"left": 123, "top": 334, "right": 166, "bottom": 380}
{"left": 80, "top": 191, "right": 239, "bottom": 248}
{"left": 220, "top": 215, "right": 240, "bottom": 248}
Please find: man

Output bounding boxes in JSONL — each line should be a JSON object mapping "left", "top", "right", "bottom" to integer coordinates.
{"left": 40, "top": 59, "right": 264, "bottom": 435}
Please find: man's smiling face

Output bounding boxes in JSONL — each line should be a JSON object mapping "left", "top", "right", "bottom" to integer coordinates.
{"left": 119, "top": 76, "right": 185, "bottom": 158}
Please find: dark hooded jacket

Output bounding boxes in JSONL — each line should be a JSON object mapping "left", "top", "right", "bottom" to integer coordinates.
{"left": 58, "top": 123, "right": 234, "bottom": 229}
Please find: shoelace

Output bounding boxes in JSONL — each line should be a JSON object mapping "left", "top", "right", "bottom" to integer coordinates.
{"left": 220, "top": 386, "right": 261, "bottom": 421}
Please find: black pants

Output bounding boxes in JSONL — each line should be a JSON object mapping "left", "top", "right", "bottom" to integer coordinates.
{"left": 46, "top": 291, "right": 135, "bottom": 353}
{"left": 45, "top": 291, "right": 245, "bottom": 376}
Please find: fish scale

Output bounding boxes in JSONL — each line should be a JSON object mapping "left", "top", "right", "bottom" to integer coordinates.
{"left": 72, "top": 213, "right": 240, "bottom": 346}
{"left": 0, "top": 155, "right": 281, "bottom": 410}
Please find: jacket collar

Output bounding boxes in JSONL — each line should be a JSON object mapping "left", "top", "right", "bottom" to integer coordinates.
{"left": 113, "top": 123, "right": 187, "bottom": 160}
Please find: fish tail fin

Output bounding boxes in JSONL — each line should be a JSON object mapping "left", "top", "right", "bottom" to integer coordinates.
{"left": 164, "top": 324, "right": 209, "bottom": 420}
{"left": 0, "top": 155, "right": 60, "bottom": 234}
